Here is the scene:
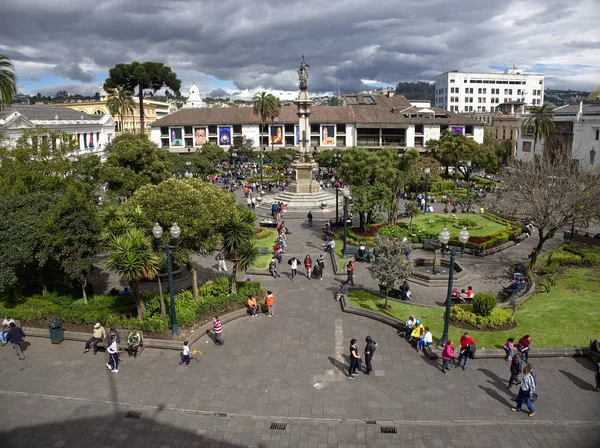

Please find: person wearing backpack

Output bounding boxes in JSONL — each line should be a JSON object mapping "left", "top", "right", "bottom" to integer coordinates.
{"left": 364, "top": 336, "right": 377, "bottom": 375}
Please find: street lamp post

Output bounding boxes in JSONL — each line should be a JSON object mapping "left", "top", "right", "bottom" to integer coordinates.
{"left": 342, "top": 187, "right": 351, "bottom": 258}
{"left": 334, "top": 153, "right": 340, "bottom": 226}
{"left": 441, "top": 247, "right": 457, "bottom": 347}
{"left": 152, "top": 222, "right": 182, "bottom": 337}
{"left": 465, "top": 160, "right": 472, "bottom": 226}
{"left": 260, "top": 147, "right": 266, "bottom": 188}
{"left": 424, "top": 167, "right": 431, "bottom": 214}
{"left": 439, "top": 226, "right": 450, "bottom": 258}
{"left": 458, "top": 226, "right": 470, "bottom": 257}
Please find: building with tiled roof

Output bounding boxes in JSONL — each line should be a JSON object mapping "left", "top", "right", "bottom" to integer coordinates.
{"left": 150, "top": 92, "right": 484, "bottom": 153}
{"left": 516, "top": 100, "right": 600, "bottom": 169}
{"left": 0, "top": 105, "right": 115, "bottom": 156}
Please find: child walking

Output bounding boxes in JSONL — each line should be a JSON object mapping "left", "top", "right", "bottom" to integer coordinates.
{"left": 504, "top": 337, "right": 515, "bottom": 361}
{"left": 179, "top": 341, "right": 191, "bottom": 366}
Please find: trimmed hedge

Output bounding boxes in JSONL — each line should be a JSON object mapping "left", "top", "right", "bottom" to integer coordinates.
{"left": 450, "top": 304, "right": 512, "bottom": 330}
{"left": 472, "top": 291, "right": 497, "bottom": 317}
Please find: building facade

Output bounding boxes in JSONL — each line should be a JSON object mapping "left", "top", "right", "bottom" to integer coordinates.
{"left": 435, "top": 69, "right": 545, "bottom": 113}
{"left": 468, "top": 102, "right": 525, "bottom": 157}
{"left": 151, "top": 92, "right": 484, "bottom": 153}
{"left": 0, "top": 105, "right": 115, "bottom": 157}
{"left": 516, "top": 100, "right": 600, "bottom": 170}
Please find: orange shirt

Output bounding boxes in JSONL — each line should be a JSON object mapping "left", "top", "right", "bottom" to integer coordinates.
{"left": 247, "top": 297, "right": 257, "bottom": 308}
{"left": 265, "top": 294, "right": 274, "bottom": 306}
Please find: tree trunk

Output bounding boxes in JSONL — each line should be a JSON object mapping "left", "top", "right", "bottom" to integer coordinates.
{"left": 138, "top": 85, "right": 145, "bottom": 133}
{"left": 131, "top": 279, "right": 145, "bottom": 320}
{"left": 230, "top": 264, "right": 238, "bottom": 293}
{"left": 359, "top": 212, "right": 366, "bottom": 233}
{"left": 81, "top": 277, "right": 88, "bottom": 305}
{"left": 188, "top": 262, "right": 199, "bottom": 302}
{"left": 409, "top": 214, "right": 414, "bottom": 231}
{"left": 530, "top": 230, "right": 551, "bottom": 267}
{"left": 157, "top": 276, "right": 166, "bottom": 319}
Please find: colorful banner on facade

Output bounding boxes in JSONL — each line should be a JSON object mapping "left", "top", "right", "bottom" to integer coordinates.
{"left": 194, "top": 127, "right": 207, "bottom": 147}
{"left": 295, "top": 126, "right": 299, "bottom": 145}
{"left": 450, "top": 126, "right": 464, "bottom": 134}
{"left": 321, "top": 125, "right": 335, "bottom": 146}
{"left": 270, "top": 125, "right": 284, "bottom": 145}
{"left": 171, "top": 128, "right": 183, "bottom": 146}
{"left": 88, "top": 132, "right": 94, "bottom": 148}
{"left": 219, "top": 127, "right": 232, "bottom": 146}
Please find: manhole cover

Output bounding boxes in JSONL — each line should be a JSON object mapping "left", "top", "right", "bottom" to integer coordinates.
{"left": 380, "top": 426, "right": 397, "bottom": 434}
{"left": 125, "top": 411, "right": 142, "bottom": 419}
{"left": 270, "top": 422, "right": 287, "bottom": 430}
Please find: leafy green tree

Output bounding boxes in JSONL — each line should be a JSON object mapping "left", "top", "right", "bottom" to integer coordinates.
{"left": 104, "top": 62, "right": 181, "bottom": 131}
{"left": 523, "top": 104, "right": 555, "bottom": 155}
{"left": 229, "top": 136, "right": 255, "bottom": 162}
{"left": 367, "top": 235, "right": 414, "bottom": 309}
{"left": 101, "top": 133, "right": 171, "bottom": 198}
{"left": 106, "top": 85, "right": 135, "bottom": 132}
{"left": 128, "top": 178, "right": 237, "bottom": 300}
{"left": 252, "top": 91, "right": 278, "bottom": 150}
{"left": 221, "top": 206, "right": 258, "bottom": 293}
{"left": 432, "top": 130, "right": 480, "bottom": 188}
{"left": 314, "top": 149, "right": 343, "bottom": 168}
{"left": 200, "top": 142, "right": 228, "bottom": 166}
{"left": 0, "top": 129, "right": 75, "bottom": 195}
{"left": 404, "top": 202, "right": 420, "bottom": 231}
{"left": 0, "top": 54, "right": 17, "bottom": 111}
{"left": 42, "top": 182, "right": 101, "bottom": 304}
{"left": 266, "top": 147, "right": 298, "bottom": 166}
{"left": 165, "top": 152, "right": 213, "bottom": 178}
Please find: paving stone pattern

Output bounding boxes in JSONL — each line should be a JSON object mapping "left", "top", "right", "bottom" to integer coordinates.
{"left": 1, "top": 188, "right": 599, "bottom": 447}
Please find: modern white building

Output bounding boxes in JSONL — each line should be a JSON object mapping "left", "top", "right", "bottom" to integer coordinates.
{"left": 435, "top": 69, "right": 545, "bottom": 113}
{"left": 151, "top": 92, "right": 484, "bottom": 153}
{"left": 0, "top": 105, "right": 115, "bottom": 157}
{"left": 516, "top": 98, "right": 600, "bottom": 170}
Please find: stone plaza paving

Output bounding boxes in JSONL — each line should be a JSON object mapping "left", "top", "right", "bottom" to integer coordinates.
{"left": 1, "top": 192, "right": 599, "bottom": 447}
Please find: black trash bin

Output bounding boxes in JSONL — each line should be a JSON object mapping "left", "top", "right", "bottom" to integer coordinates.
{"left": 48, "top": 321, "right": 64, "bottom": 344}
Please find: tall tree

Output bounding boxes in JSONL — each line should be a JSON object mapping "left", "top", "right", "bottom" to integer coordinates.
{"left": 200, "top": 142, "right": 229, "bottom": 166}
{"left": 252, "top": 92, "right": 277, "bottom": 151}
{"left": 128, "top": 178, "right": 237, "bottom": 301}
{"left": 523, "top": 104, "right": 555, "bottom": 155}
{"left": 433, "top": 130, "right": 481, "bottom": 187}
{"left": 0, "top": 55, "right": 17, "bottom": 111}
{"left": 367, "top": 235, "right": 414, "bottom": 309}
{"left": 104, "top": 62, "right": 181, "bottom": 132}
{"left": 106, "top": 85, "right": 135, "bottom": 132}
{"left": 494, "top": 155, "right": 600, "bottom": 266}
{"left": 221, "top": 206, "right": 258, "bottom": 294}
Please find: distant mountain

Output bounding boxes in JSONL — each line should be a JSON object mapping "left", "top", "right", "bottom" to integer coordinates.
{"left": 395, "top": 81, "right": 435, "bottom": 103}
{"left": 544, "top": 89, "right": 590, "bottom": 107}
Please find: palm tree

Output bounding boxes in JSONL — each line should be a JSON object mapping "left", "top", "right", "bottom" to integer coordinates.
{"left": 268, "top": 96, "right": 283, "bottom": 151}
{"left": 221, "top": 207, "right": 258, "bottom": 293}
{"left": 252, "top": 92, "right": 277, "bottom": 152}
{"left": 523, "top": 104, "right": 555, "bottom": 154}
{"left": 0, "top": 55, "right": 17, "bottom": 111}
{"left": 106, "top": 85, "right": 135, "bottom": 133}
{"left": 105, "top": 227, "right": 158, "bottom": 319}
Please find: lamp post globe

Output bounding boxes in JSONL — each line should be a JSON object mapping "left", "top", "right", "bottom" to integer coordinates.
{"left": 152, "top": 223, "right": 163, "bottom": 240}
{"left": 424, "top": 167, "right": 431, "bottom": 214}
{"left": 439, "top": 226, "right": 450, "bottom": 257}
{"left": 170, "top": 222, "right": 181, "bottom": 240}
{"left": 341, "top": 187, "right": 351, "bottom": 258}
{"left": 458, "top": 226, "right": 470, "bottom": 257}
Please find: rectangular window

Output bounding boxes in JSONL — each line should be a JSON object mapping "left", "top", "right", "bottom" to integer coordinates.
{"left": 450, "top": 79, "right": 455, "bottom": 83}
{"left": 160, "top": 127, "right": 169, "bottom": 136}
{"left": 208, "top": 125, "right": 217, "bottom": 134}
{"left": 184, "top": 126, "right": 193, "bottom": 135}
{"left": 522, "top": 141, "right": 532, "bottom": 152}
{"left": 233, "top": 125, "right": 242, "bottom": 134}
{"left": 311, "top": 123, "right": 320, "bottom": 133}
{"left": 336, "top": 124, "right": 346, "bottom": 133}
{"left": 596, "top": 129, "right": 599, "bottom": 140}
{"left": 465, "top": 125, "right": 474, "bottom": 135}
{"left": 415, "top": 124, "right": 424, "bottom": 134}
{"left": 284, "top": 124, "right": 294, "bottom": 133}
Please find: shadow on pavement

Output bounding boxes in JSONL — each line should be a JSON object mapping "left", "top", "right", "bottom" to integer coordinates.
{"left": 478, "top": 368, "right": 509, "bottom": 388}
{"left": 478, "top": 385, "right": 514, "bottom": 408}
{"left": 559, "top": 369, "right": 596, "bottom": 391}
{"left": 328, "top": 356, "right": 347, "bottom": 375}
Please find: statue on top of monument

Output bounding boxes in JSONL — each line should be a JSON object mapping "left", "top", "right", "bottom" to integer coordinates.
{"left": 297, "top": 55, "right": 309, "bottom": 91}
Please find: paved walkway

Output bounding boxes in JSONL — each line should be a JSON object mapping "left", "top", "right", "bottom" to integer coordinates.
{"left": 2, "top": 188, "right": 599, "bottom": 447}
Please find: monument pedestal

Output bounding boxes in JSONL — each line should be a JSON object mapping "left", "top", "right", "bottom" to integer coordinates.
{"left": 288, "top": 161, "right": 321, "bottom": 194}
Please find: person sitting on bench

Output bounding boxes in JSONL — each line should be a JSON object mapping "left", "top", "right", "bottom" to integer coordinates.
{"left": 356, "top": 245, "right": 371, "bottom": 262}
{"left": 323, "top": 237, "right": 335, "bottom": 253}
{"left": 399, "top": 314, "right": 416, "bottom": 338}
{"left": 409, "top": 320, "right": 424, "bottom": 342}
{"left": 127, "top": 329, "right": 142, "bottom": 358}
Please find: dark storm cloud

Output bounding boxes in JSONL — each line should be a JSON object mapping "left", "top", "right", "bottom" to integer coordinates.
{"left": 208, "top": 88, "right": 230, "bottom": 98}
{"left": 1, "top": 0, "right": 598, "bottom": 95}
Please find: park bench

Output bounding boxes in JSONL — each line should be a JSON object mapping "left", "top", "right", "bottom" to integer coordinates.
{"left": 378, "top": 284, "right": 409, "bottom": 300}
{"left": 259, "top": 221, "right": 279, "bottom": 229}
{"left": 500, "top": 281, "right": 528, "bottom": 301}
{"left": 96, "top": 329, "right": 144, "bottom": 356}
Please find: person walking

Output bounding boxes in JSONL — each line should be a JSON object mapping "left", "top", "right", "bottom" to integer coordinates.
{"left": 179, "top": 341, "right": 191, "bottom": 366}
{"left": 348, "top": 339, "right": 361, "bottom": 379}
{"left": 364, "top": 336, "right": 377, "bottom": 375}
{"left": 84, "top": 323, "right": 106, "bottom": 355}
{"left": 216, "top": 250, "right": 227, "bottom": 272}
{"left": 307, "top": 211, "right": 313, "bottom": 227}
{"left": 288, "top": 256, "right": 299, "bottom": 280}
{"left": 507, "top": 352, "right": 522, "bottom": 389}
{"left": 441, "top": 340, "right": 455, "bottom": 373}
{"left": 265, "top": 291, "right": 275, "bottom": 317}
{"left": 516, "top": 335, "right": 532, "bottom": 363}
{"left": 304, "top": 255, "right": 312, "bottom": 279}
{"left": 6, "top": 322, "right": 26, "bottom": 360}
{"left": 213, "top": 316, "right": 224, "bottom": 345}
{"left": 1, "top": 315, "right": 15, "bottom": 346}
{"left": 511, "top": 365, "right": 536, "bottom": 417}
{"left": 106, "top": 334, "right": 120, "bottom": 373}
{"left": 456, "top": 332, "right": 476, "bottom": 370}
{"left": 316, "top": 254, "right": 325, "bottom": 280}
{"left": 345, "top": 260, "right": 355, "bottom": 286}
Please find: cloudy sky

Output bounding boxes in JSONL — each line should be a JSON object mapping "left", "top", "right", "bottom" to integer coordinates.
{"left": 1, "top": 0, "right": 598, "bottom": 100}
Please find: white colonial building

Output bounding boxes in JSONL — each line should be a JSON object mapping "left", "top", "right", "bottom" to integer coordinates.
{"left": 151, "top": 92, "right": 484, "bottom": 153}
{"left": 435, "top": 68, "right": 545, "bottom": 113}
{"left": 0, "top": 105, "right": 115, "bottom": 157}
{"left": 516, "top": 99, "right": 600, "bottom": 170}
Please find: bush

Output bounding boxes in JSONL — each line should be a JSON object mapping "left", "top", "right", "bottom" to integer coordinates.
{"left": 450, "top": 305, "right": 512, "bottom": 330}
{"left": 255, "top": 228, "right": 278, "bottom": 241}
{"left": 472, "top": 291, "right": 497, "bottom": 317}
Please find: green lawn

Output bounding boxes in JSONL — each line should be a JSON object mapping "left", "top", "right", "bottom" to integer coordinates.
{"left": 349, "top": 266, "right": 600, "bottom": 349}
{"left": 252, "top": 253, "right": 272, "bottom": 270}
{"left": 404, "top": 213, "right": 506, "bottom": 237}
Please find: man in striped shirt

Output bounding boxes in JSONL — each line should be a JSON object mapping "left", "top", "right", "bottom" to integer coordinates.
{"left": 213, "top": 316, "right": 224, "bottom": 345}
{"left": 511, "top": 365, "right": 535, "bottom": 417}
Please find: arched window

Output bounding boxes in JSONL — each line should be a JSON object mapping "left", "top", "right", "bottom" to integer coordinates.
{"left": 94, "top": 110, "right": 105, "bottom": 115}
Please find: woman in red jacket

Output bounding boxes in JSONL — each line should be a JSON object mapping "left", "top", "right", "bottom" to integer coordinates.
{"left": 304, "top": 255, "right": 312, "bottom": 279}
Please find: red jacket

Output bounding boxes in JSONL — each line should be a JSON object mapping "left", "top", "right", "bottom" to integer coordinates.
{"left": 460, "top": 335, "right": 475, "bottom": 351}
